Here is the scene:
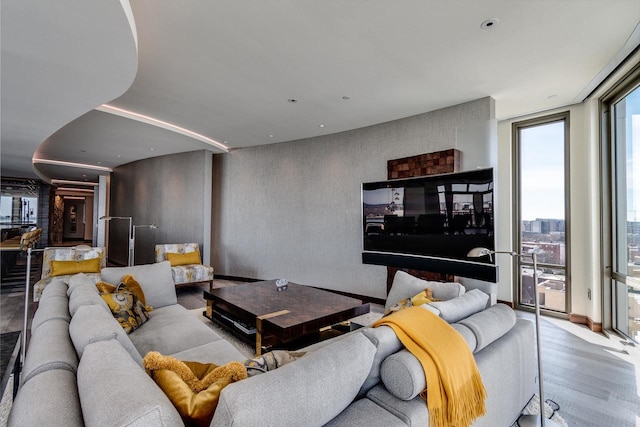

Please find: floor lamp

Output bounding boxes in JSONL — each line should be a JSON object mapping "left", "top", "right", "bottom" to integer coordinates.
{"left": 132, "top": 224, "right": 158, "bottom": 265}
{"left": 467, "top": 247, "right": 559, "bottom": 427}
{"left": 100, "top": 216, "right": 133, "bottom": 266}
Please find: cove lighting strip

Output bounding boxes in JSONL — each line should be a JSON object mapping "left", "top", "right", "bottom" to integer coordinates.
{"left": 55, "top": 186, "right": 97, "bottom": 191}
{"left": 33, "top": 158, "right": 113, "bottom": 172}
{"left": 96, "top": 104, "right": 230, "bottom": 152}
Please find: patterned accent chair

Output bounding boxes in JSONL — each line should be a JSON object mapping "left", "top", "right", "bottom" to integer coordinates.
{"left": 33, "top": 246, "right": 106, "bottom": 301}
{"left": 154, "top": 243, "right": 214, "bottom": 291}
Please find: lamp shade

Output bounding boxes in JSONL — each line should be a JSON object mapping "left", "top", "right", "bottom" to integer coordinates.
{"left": 467, "top": 247, "right": 493, "bottom": 258}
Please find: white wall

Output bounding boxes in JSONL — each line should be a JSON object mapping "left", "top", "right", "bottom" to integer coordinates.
{"left": 497, "top": 103, "right": 601, "bottom": 321}
{"left": 212, "top": 97, "right": 497, "bottom": 299}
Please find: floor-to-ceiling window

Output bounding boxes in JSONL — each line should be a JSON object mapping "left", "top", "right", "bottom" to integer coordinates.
{"left": 513, "top": 112, "right": 570, "bottom": 314}
{"left": 607, "top": 73, "right": 640, "bottom": 343}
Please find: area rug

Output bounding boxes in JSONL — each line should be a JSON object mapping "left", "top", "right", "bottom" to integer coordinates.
{"left": 518, "top": 394, "right": 568, "bottom": 427}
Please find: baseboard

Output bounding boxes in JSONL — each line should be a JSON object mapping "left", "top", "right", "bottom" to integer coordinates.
{"left": 497, "top": 299, "right": 515, "bottom": 308}
{"left": 213, "top": 274, "right": 261, "bottom": 283}
{"left": 569, "top": 313, "right": 603, "bottom": 332}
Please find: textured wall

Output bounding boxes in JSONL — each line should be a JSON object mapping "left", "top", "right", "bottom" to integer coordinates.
{"left": 212, "top": 98, "right": 496, "bottom": 299}
{"left": 109, "top": 150, "right": 212, "bottom": 266}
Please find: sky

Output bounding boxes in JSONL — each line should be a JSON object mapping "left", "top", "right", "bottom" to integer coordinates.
{"left": 625, "top": 87, "right": 640, "bottom": 221}
{"left": 519, "top": 121, "right": 566, "bottom": 221}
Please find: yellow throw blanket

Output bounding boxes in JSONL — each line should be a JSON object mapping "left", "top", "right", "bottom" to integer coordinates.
{"left": 373, "top": 306, "right": 486, "bottom": 427}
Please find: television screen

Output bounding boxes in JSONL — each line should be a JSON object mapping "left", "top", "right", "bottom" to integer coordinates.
{"left": 362, "top": 168, "right": 496, "bottom": 281}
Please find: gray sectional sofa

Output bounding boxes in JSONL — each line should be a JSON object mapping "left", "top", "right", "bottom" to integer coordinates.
{"left": 9, "top": 261, "right": 536, "bottom": 426}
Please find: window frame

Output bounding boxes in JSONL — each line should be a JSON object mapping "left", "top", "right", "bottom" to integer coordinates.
{"left": 600, "top": 62, "right": 640, "bottom": 338}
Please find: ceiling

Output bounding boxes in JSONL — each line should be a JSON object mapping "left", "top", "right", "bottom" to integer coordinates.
{"left": 2, "top": 1, "right": 640, "bottom": 186}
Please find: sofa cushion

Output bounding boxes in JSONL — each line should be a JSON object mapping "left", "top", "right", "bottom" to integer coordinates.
{"left": 380, "top": 349, "right": 425, "bottom": 401}
{"left": 78, "top": 340, "right": 183, "bottom": 427}
{"left": 8, "top": 369, "right": 83, "bottom": 427}
{"left": 101, "top": 261, "right": 177, "bottom": 308}
{"left": 67, "top": 272, "right": 101, "bottom": 296}
{"left": 324, "top": 398, "right": 406, "bottom": 427}
{"left": 40, "top": 278, "right": 68, "bottom": 299}
{"left": 128, "top": 304, "right": 221, "bottom": 356}
{"left": 31, "top": 294, "right": 70, "bottom": 332}
{"left": 22, "top": 318, "right": 78, "bottom": 385}
{"left": 213, "top": 332, "right": 377, "bottom": 427}
{"left": 365, "top": 384, "right": 429, "bottom": 426}
{"left": 170, "top": 339, "right": 245, "bottom": 366}
{"left": 68, "top": 281, "right": 109, "bottom": 317}
{"left": 69, "top": 304, "right": 142, "bottom": 364}
{"left": 385, "top": 271, "right": 465, "bottom": 311}
{"left": 458, "top": 303, "right": 516, "bottom": 352}
{"left": 429, "top": 288, "right": 489, "bottom": 323}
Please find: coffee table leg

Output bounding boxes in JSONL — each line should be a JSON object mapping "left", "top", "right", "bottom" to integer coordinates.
{"left": 206, "top": 299, "right": 214, "bottom": 319}
{"left": 255, "top": 310, "right": 291, "bottom": 357}
{"left": 255, "top": 317, "right": 264, "bottom": 356}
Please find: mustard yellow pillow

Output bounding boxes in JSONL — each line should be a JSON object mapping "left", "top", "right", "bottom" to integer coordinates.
{"left": 50, "top": 258, "right": 100, "bottom": 277}
{"left": 143, "top": 352, "right": 247, "bottom": 427}
{"left": 96, "top": 275, "right": 152, "bottom": 310}
{"left": 410, "top": 288, "right": 435, "bottom": 306}
{"left": 384, "top": 288, "right": 437, "bottom": 317}
{"left": 101, "top": 285, "right": 150, "bottom": 334}
{"left": 166, "top": 251, "right": 201, "bottom": 267}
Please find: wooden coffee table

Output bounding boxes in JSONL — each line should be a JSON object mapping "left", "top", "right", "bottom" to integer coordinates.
{"left": 204, "top": 280, "right": 370, "bottom": 356}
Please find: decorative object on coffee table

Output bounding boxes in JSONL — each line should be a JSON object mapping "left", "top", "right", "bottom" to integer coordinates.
{"left": 467, "top": 247, "right": 560, "bottom": 427}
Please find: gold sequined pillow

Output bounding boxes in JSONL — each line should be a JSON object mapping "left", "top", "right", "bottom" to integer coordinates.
{"left": 101, "top": 284, "right": 150, "bottom": 334}
{"left": 96, "top": 275, "right": 152, "bottom": 312}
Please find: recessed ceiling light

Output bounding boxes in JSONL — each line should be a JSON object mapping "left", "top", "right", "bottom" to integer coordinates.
{"left": 149, "top": 148, "right": 156, "bottom": 151}
{"left": 268, "top": 134, "right": 275, "bottom": 138}
{"left": 318, "top": 124, "right": 326, "bottom": 128}
{"left": 288, "top": 99, "right": 298, "bottom": 103}
{"left": 97, "top": 161, "right": 102, "bottom": 164}
{"left": 116, "top": 154, "right": 122, "bottom": 158}
{"left": 480, "top": 18, "right": 499, "bottom": 29}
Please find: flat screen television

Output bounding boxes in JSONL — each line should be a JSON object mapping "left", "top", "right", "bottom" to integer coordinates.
{"left": 362, "top": 168, "right": 497, "bottom": 282}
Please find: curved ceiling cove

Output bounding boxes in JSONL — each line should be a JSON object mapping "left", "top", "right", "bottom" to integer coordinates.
{"left": 1, "top": 0, "right": 138, "bottom": 182}
{"left": 2, "top": 1, "right": 639, "bottom": 185}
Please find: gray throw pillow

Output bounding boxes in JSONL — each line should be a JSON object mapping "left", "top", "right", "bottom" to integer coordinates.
{"left": 101, "top": 261, "right": 177, "bottom": 308}
{"left": 428, "top": 289, "right": 489, "bottom": 323}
